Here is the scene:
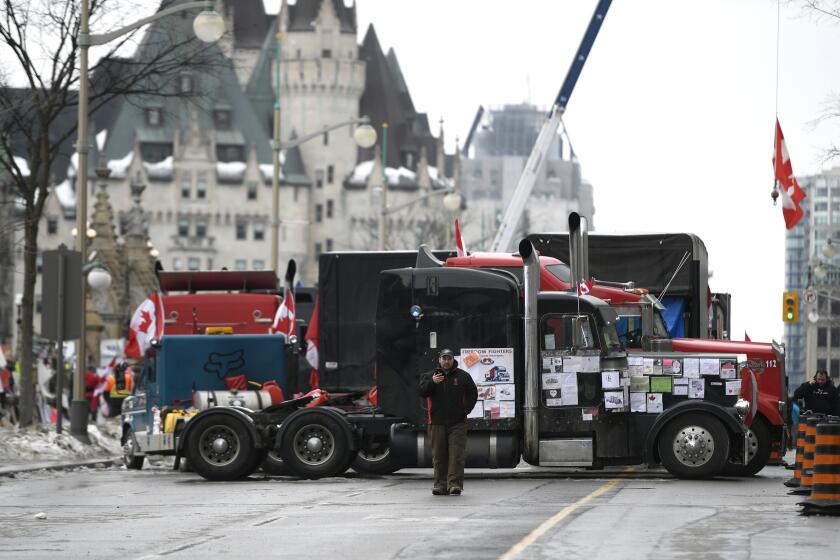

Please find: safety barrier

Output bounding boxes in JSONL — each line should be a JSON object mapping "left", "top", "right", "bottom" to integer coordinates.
{"left": 799, "top": 416, "right": 840, "bottom": 515}
{"left": 784, "top": 418, "right": 808, "bottom": 488}
{"left": 789, "top": 415, "right": 823, "bottom": 496}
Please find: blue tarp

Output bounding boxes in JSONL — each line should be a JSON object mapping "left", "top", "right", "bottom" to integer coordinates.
{"left": 660, "top": 296, "right": 687, "bottom": 338}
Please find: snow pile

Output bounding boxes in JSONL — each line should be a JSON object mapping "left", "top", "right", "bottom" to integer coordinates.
{"left": 143, "top": 156, "right": 173, "bottom": 181}
{"left": 0, "top": 421, "right": 122, "bottom": 464}
{"left": 108, "top": 151, "right": 133, "bottom": 179}
{"left": 216, "top": 160, "right": 246, "bottom": 182}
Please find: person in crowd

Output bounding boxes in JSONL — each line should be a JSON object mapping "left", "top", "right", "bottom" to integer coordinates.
{"left": 793, "top": 369, "right": 838, "bottom": 415}
{"left": 418, "top": 348, "right": 478, "bottom": 496}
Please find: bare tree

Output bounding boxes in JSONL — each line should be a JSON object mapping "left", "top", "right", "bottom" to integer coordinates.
{"left": 0, "top": 0, "right": 223, "bottom": 426}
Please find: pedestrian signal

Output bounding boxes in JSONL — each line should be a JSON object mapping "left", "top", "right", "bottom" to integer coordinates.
{"left": 783, "top": 290, "right": 799, "bottom": 323}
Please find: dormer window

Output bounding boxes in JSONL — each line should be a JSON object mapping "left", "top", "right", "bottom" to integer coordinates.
{"left": 145, "top": 108, "right": 161, "bottom": 127}
{"left": 213, "top": 109, "right": 231, "bottom": 130}
{"left": 179, "top": 75, "right": 193, "bottom": 94}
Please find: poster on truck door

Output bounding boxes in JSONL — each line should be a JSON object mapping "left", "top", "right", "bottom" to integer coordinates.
{"left": 460, "top": 348, "right": 516, "bottom": 419}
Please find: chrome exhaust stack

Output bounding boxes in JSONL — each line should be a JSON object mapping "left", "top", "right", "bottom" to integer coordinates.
{"left": 568, "top": 212, "right": 590, "bottom": 290}
{"left": 518, "top": 238, "right": 540, "bottom": 464}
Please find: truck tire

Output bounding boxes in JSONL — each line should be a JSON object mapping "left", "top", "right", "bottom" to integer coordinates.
{"left": 658, "top": 413, "right": 729, "bottom": 479}
{"left": 351, "top": 443, "right": 398, "bottom": 475}
{"left": 186, "top": 415, "right": 256, "bottom": 481}
{"left": 721, "top": 416, "right": 771, "bottom": 477}
{"left": 261, "top": 449, "right": 292, "bottom": 476}
{"left": 279, "top": 412, "right": 351, "bottom": 479}
{"left": 122, "top": 428, "right": 145, "bottom": 470}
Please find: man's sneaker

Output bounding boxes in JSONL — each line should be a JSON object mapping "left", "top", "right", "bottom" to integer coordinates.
{"left": 448, "top": 486, "right": 462, "bottom": 496}
{"left": 432, "top": 485, "right": 448, "bottom": 496}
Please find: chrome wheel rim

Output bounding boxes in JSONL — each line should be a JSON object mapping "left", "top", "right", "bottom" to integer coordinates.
{"left": 672, "top": 424, "right": 715, "bottom": 468}
{"left": 293, "top": 424, "right": 335, "bottom": 466}
{"left": 198, "top": 425, "right": 240, "bottom": 467}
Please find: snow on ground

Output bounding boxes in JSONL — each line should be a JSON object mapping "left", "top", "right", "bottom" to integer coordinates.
{"left": 0, "top": 421, "right": 122, "bottom": 464}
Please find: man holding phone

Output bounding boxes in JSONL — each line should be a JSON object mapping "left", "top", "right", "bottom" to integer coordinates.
{"left": 793, "top": 369, "right": 838, "bottom": 415}
{"left": 418, "top": 349, "right": 478, "bottom": 496}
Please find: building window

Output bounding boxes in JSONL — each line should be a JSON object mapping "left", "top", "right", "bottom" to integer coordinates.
{"left": 254, "top": 222, "right": 265, "bottom": 241}
{"left": 179, "top": 75, "right": 193, "bottom": 94}
{"left": 234, "top": 259, "right": 247, "bottom": 271}
{"left": 327, "top": 165, "right": 334, "bottom": 184}
{"left": 196, "top": 220, "right": 207, "bottom": 238}
{"left": 213, "top": 109, "right": 231, "bottom": 130}
{"left": 188, "top": 257, "right": 200, "bottom": 270}
{"left": 818, "top": 327, "right": 828, "bottom": 348}
{"left": 247, "top": 182, "right": 257, "bottom": 200}
{"left": 314, "top": 242, "right": 322, "bottom": 256}
{"left": 47, "top": 216, "right": 57, "bottom": 235}
{"left": 145, "top": 108, "right": 162, "bottom": 127}
{"left": 253, "top": 259, "right": 265, "bottom": 270}
{"left": 173, "top": 257, "right": 183, "bottom": 271}
{"left": 236, "top": 221, "right": 247, "bottom": 240}
{"left": 178, "top": 218, "right": 189, "bottom": 237}
{"left": 315, "top": 204, "right": 323, "bottom": 223}
{"left": 326, "top": 199, "right": 334, "bottom": 219}
{"left": 197, "top": 172, "right": 207, "bottom": 199}
{"left": 326, "top": 238, "right": 333, "bottom": 252}
{"left": 322, "top": 49, "right": 332, "bottom": 58}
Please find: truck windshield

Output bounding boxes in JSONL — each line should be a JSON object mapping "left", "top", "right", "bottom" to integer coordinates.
{"left": 545, "top": 263, "right": 571, "bottom": 283}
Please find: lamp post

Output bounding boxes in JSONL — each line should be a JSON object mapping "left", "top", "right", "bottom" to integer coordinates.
{"left": 72, "top": 0, "right": 224, "bottom": 440}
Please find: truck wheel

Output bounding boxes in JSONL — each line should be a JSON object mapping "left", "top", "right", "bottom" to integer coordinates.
{"left": 351, "top": 443, "right": 398, "bottom": 475}
{"left": 261, "top": 449, "right": 292, "bottom": 476}
{"left": 123, "top": 429, "right": 145, "bottom": 470}
{"left": 658, "top": 413, "right": 729, "bottom": 479}
{"left": 280, "top": 413, "right": 351, "bottom": 479}
{"left": 186, "top": 415, "right": 256, "bottom": 481}
{"left": 721, "top": 417, "right": 771, "bottom": 477}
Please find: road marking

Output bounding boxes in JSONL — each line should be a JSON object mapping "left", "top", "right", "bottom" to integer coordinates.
{"left": 497, "top": 478, "right": 620, "bottom": 560}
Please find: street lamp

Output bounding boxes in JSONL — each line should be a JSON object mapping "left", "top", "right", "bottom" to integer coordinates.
{"left": 72, "top": 0, "right": 224, "bottom": 441}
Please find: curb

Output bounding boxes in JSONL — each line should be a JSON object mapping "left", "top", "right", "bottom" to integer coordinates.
{"left": 0, "top": 456, "right": 121, "bottom": 476}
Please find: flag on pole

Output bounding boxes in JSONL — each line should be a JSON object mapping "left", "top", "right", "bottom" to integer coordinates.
{"left": 272, "top": 289, "right": 296, "bottom": 339}
{"left": 304, "top": 296, "right": 320, "bottom": 389}
{"left": 454, "top": 218, "right": 467, "bottom": 257}
{"left": 773, "top": 118, "right": 806, "bottom": 229}
{"left": 577, "top": 279, "right": 592, "bottom": 296}
{"left": 125, "top": 293, "right": 165, "bottom": 359}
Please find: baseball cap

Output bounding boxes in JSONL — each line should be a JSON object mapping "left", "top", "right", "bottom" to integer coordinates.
{"left": 438, "top": 348, "right": 455, "bottom": 358}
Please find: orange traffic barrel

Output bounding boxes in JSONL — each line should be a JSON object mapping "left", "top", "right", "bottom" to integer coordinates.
{"left": 784, "top": 419, "right": 808, "bottom": 488}
{"left": 789, "top": 415, "right": 824, "bottom": 496}
{"left": 800, "top": 417, "right": 840, "bottom": 515}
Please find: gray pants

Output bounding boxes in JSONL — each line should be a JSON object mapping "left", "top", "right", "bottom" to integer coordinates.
{"left": 428, "top": 422, "right": 468, "bottom": 490}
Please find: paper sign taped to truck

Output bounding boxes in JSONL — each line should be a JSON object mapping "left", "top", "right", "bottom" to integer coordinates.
{"left": 461, "top": 348, "right": 516, "bottom": 420}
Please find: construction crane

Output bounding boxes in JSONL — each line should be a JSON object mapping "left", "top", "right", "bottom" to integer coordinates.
{"left": 490, "top": 0, "right": 612, "bottom": 252}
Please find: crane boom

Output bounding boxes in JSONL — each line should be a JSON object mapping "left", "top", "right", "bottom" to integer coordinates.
{"left": 490, "top": 0, "right": 612, "bottom": 252}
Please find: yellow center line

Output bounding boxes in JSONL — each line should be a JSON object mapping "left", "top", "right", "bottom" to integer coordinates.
{"left": 497, "top": 476, "right": 622, "bottom": 560}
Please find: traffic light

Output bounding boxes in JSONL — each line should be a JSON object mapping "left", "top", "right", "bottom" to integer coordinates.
{"left": 783, "top": 290, "right": 799, "bottom": 323}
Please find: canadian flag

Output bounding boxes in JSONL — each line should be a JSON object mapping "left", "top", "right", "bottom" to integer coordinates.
{"left": 773, "top": 119, "right": 806, "bottom": 229}
{"left": 577, "top": 279, "right": 592, "bottom": 296}
{"left": 454, "top": 218, "right": 467, "bottom": 257}
{"left": 273, "top": 289, "right": 296, "bottom": 339}
{"left": 304, "top": 296, "right": 320, "bottom": 389}
{"left": 125, "top": 293, "right": 165, "bottom": 359}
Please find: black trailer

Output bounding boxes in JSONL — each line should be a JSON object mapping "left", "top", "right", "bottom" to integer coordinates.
{"left": 178, "top": 240, "right": 750, "bottom": 481}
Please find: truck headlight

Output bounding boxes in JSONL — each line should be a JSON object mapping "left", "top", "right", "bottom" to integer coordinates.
{"left": 734, "top": 398, "right": 750, "bottom": 419}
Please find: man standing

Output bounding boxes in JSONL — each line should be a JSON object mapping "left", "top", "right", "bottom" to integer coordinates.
{"left": 418, "top": 349, "right": 478, "bottom": 496}
{"left": 793, "top": 369, "right": 838, "bottom": 415}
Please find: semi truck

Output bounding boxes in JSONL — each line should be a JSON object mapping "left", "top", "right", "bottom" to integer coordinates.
{"left": 172, "top": 238, "right": 750, "bottom": 481}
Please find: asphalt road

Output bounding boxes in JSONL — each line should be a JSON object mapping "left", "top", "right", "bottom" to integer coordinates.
{"left": 1, "top": 462, "right": 838, "bottom": 559}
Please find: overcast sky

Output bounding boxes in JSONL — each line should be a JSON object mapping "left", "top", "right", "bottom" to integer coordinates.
{"left": 266, "top": 0, "right": 840, "bottom": 345}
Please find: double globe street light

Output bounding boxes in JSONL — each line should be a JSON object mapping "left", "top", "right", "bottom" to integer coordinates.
{"left": 71, "top": 0, "right": 224, "bottom": 441}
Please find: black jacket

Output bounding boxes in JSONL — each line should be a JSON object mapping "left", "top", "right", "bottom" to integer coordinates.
{"left": 418, "top": 361, "right": 478, "bottom": 426}
{"left": 793, "top": 381, "right": 838, "bottom": 415}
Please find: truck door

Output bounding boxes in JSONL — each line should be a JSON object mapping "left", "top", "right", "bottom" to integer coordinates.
{"left": 537, "top": 310, "right": 630, "bottom": 465}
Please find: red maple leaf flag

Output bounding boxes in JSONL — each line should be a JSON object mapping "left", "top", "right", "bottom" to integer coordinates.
{"left": 454, "top": 218, "right": 467, "bottom": 257}
{"left": 304, "top": 296, "right": 320, "bottom": 389}
{"left": 272, "top": 289, "right": 296, "bottom": 339}
{"left": 125, "top": 293, "right": 165, "bottom": 359}
{"left": 773, "top": 119, "right": 806, "bottom": 229}
{"left": 577, "top": 279, "right": 592, "bottom": 296}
